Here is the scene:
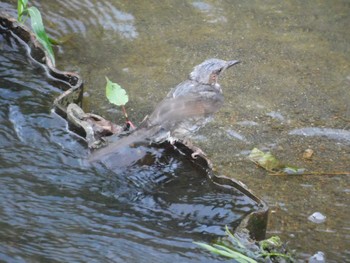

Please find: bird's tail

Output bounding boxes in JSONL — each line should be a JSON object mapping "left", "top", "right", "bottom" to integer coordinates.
{"left": 89, "top": 126, "right": 161, "bottom": 162}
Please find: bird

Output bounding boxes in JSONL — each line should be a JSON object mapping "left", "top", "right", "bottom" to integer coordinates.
{"left": 89, "top": 58, "right": 240, "bottom": 162}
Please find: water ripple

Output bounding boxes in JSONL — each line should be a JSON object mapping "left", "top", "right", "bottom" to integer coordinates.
{"left": 289, "top": 127, "right": 350, "bottom": 143}
{"left": 35, "top": 0, "right": 138, "bottom": 39}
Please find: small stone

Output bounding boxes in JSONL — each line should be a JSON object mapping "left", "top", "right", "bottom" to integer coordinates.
{"left": 303, "top": 149, "right": 314, "bottom": 160}
{"left": 309, "top": 251, "right": 325, "bottom": 263}
{"left": 308, "top": 212, "right": 326, "bottom": 223}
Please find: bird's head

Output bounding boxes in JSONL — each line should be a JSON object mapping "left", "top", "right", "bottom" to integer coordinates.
{"left": 189, "top": 58, "right": 240, "bottom": 85}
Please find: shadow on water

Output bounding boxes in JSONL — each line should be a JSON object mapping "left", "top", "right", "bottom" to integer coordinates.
{"left": 0, "top": 27, "right": 261, "bottom": 262}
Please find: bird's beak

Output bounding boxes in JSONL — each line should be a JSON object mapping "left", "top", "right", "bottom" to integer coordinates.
{"left": 227, "top": 60, "right": 240, "bottom": 68}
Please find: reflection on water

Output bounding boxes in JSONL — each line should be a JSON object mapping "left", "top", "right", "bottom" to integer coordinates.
{"left": 1, "top": 0, "right": 350, "bottom": 261}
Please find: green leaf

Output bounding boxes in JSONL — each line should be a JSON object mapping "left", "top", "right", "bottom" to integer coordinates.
{"left": 249, "top": 148, "right": 281, "bottom": 172}
{"left": 17, "top": 0, "right": 28, "bottom": 22}
{"left": 249, "top": 148, "right": 305, "bottom": 175}
{"left": 105, "top": 77, "right": 129, "bottom": 106}
{"left": 259, "top": 236, "right": 283, "bottom": 251}
{"left": 27, "top": 6, "right": 55, "bottom": 66}
{"left": 48, "top": 34, "right": 73, "bottom": 46}
{"left": 213, "top": 244, "right": 258, "bottom": 263}
{"left": 225, "top": 226, "right": 245, "bottom": 249}
{"left": 195, "top": 225, "right": 294, "bottom": 262}
{"left": 194, "top": 242, "right": 257, "bottom": 263}
{"left": 194, "top": 243, "right": 238, "bottom": 259}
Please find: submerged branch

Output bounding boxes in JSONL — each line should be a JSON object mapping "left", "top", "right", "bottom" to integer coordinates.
{"left": 269, "top": 171, "right": 350, "bottom": 176}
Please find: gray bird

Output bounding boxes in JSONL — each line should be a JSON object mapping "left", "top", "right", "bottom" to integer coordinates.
{"left": 89, "top": 58, "right": 240, "bottom": 162}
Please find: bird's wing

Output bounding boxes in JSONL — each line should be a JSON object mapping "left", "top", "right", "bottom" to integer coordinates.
{"left": 147, "top": 91, "right": 224, "bottom": 128}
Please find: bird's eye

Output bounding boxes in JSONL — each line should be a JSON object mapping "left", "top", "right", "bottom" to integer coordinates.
{"left": 209, "top": 73, "right": 217, "bottom": 83}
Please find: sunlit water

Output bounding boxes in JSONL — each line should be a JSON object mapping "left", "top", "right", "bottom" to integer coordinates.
{"left": 1, "top": 0, "right": 350, "bottom": 262}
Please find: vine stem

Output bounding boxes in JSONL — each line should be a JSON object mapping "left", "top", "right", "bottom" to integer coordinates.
{"left": 269, "top": 171, "right": 350, "bottom": 176}
{"left": 121, "top": 105, "right": 135, "bottom": 129}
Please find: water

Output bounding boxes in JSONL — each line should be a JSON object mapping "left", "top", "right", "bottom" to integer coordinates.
{"left": 1, "top": 0, "right": 350, "bottom": 262}
{"left": 0, "top": 27, "right": 260, "bottom": 262}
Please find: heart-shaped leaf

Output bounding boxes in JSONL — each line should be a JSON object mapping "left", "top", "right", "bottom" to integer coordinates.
{"left": 105, "top": 77, "right": 129, "bottom": 106}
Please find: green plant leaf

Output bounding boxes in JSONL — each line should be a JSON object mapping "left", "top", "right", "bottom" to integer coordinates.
{"left": 249, "top": 148, "right": 305, "bottom": 175}
{"left": 195, "top": 225, "right": 294, "bottom": 262}
{"left": 48, "top": 34, "right": 74, "bottom": 45}
{"left": 194, "top": 243, "right": 239, "bottom": 259}
{"left": 194, "top": 242, "right": 257, "bottom": 263}
{"left": 259, "top": 236, "right": 283, "bottom": 251}
{"left": 213, "top": 244, "right": 258, "bottom": 263}
{"left": 249, "top": 148, "right": 282, "bottom": 172}
{"left": 225, "top": 226, "right": 245, "bottom": 249}
{"left": 27, "top": 6, "right": 55, "bottom": 66}
{"left": 105, "top": 77, "right": 129, "bottom": 106}
{"left": 17, "top": 0, "right": 28, "bottom": 22}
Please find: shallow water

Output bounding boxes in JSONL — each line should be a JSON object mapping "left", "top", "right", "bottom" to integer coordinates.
{"left": 1, "top": 0, "right": 350, "bottom": 262}
{"left": 0, "top": 26, "right": 260, "bottom": 262}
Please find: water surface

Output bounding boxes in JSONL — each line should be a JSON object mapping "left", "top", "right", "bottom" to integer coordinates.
{"left": 1, "top": 0, "right": 350, "bottom": 262}
{"left": 0, "top": 24, "right": 261, "bottom": 262}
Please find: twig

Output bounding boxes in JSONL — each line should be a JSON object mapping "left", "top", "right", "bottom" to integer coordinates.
{"left": 269, "top": 171, "right": 350, "bottom": 176}
{"left": 336, "top": 115, "right": 350, "bottom": 123}
{"left": 121, "top": 105, "right": 135, "bottom": 129}
{"left": 251, "top": 159, "right": 350, "bottom": 177}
